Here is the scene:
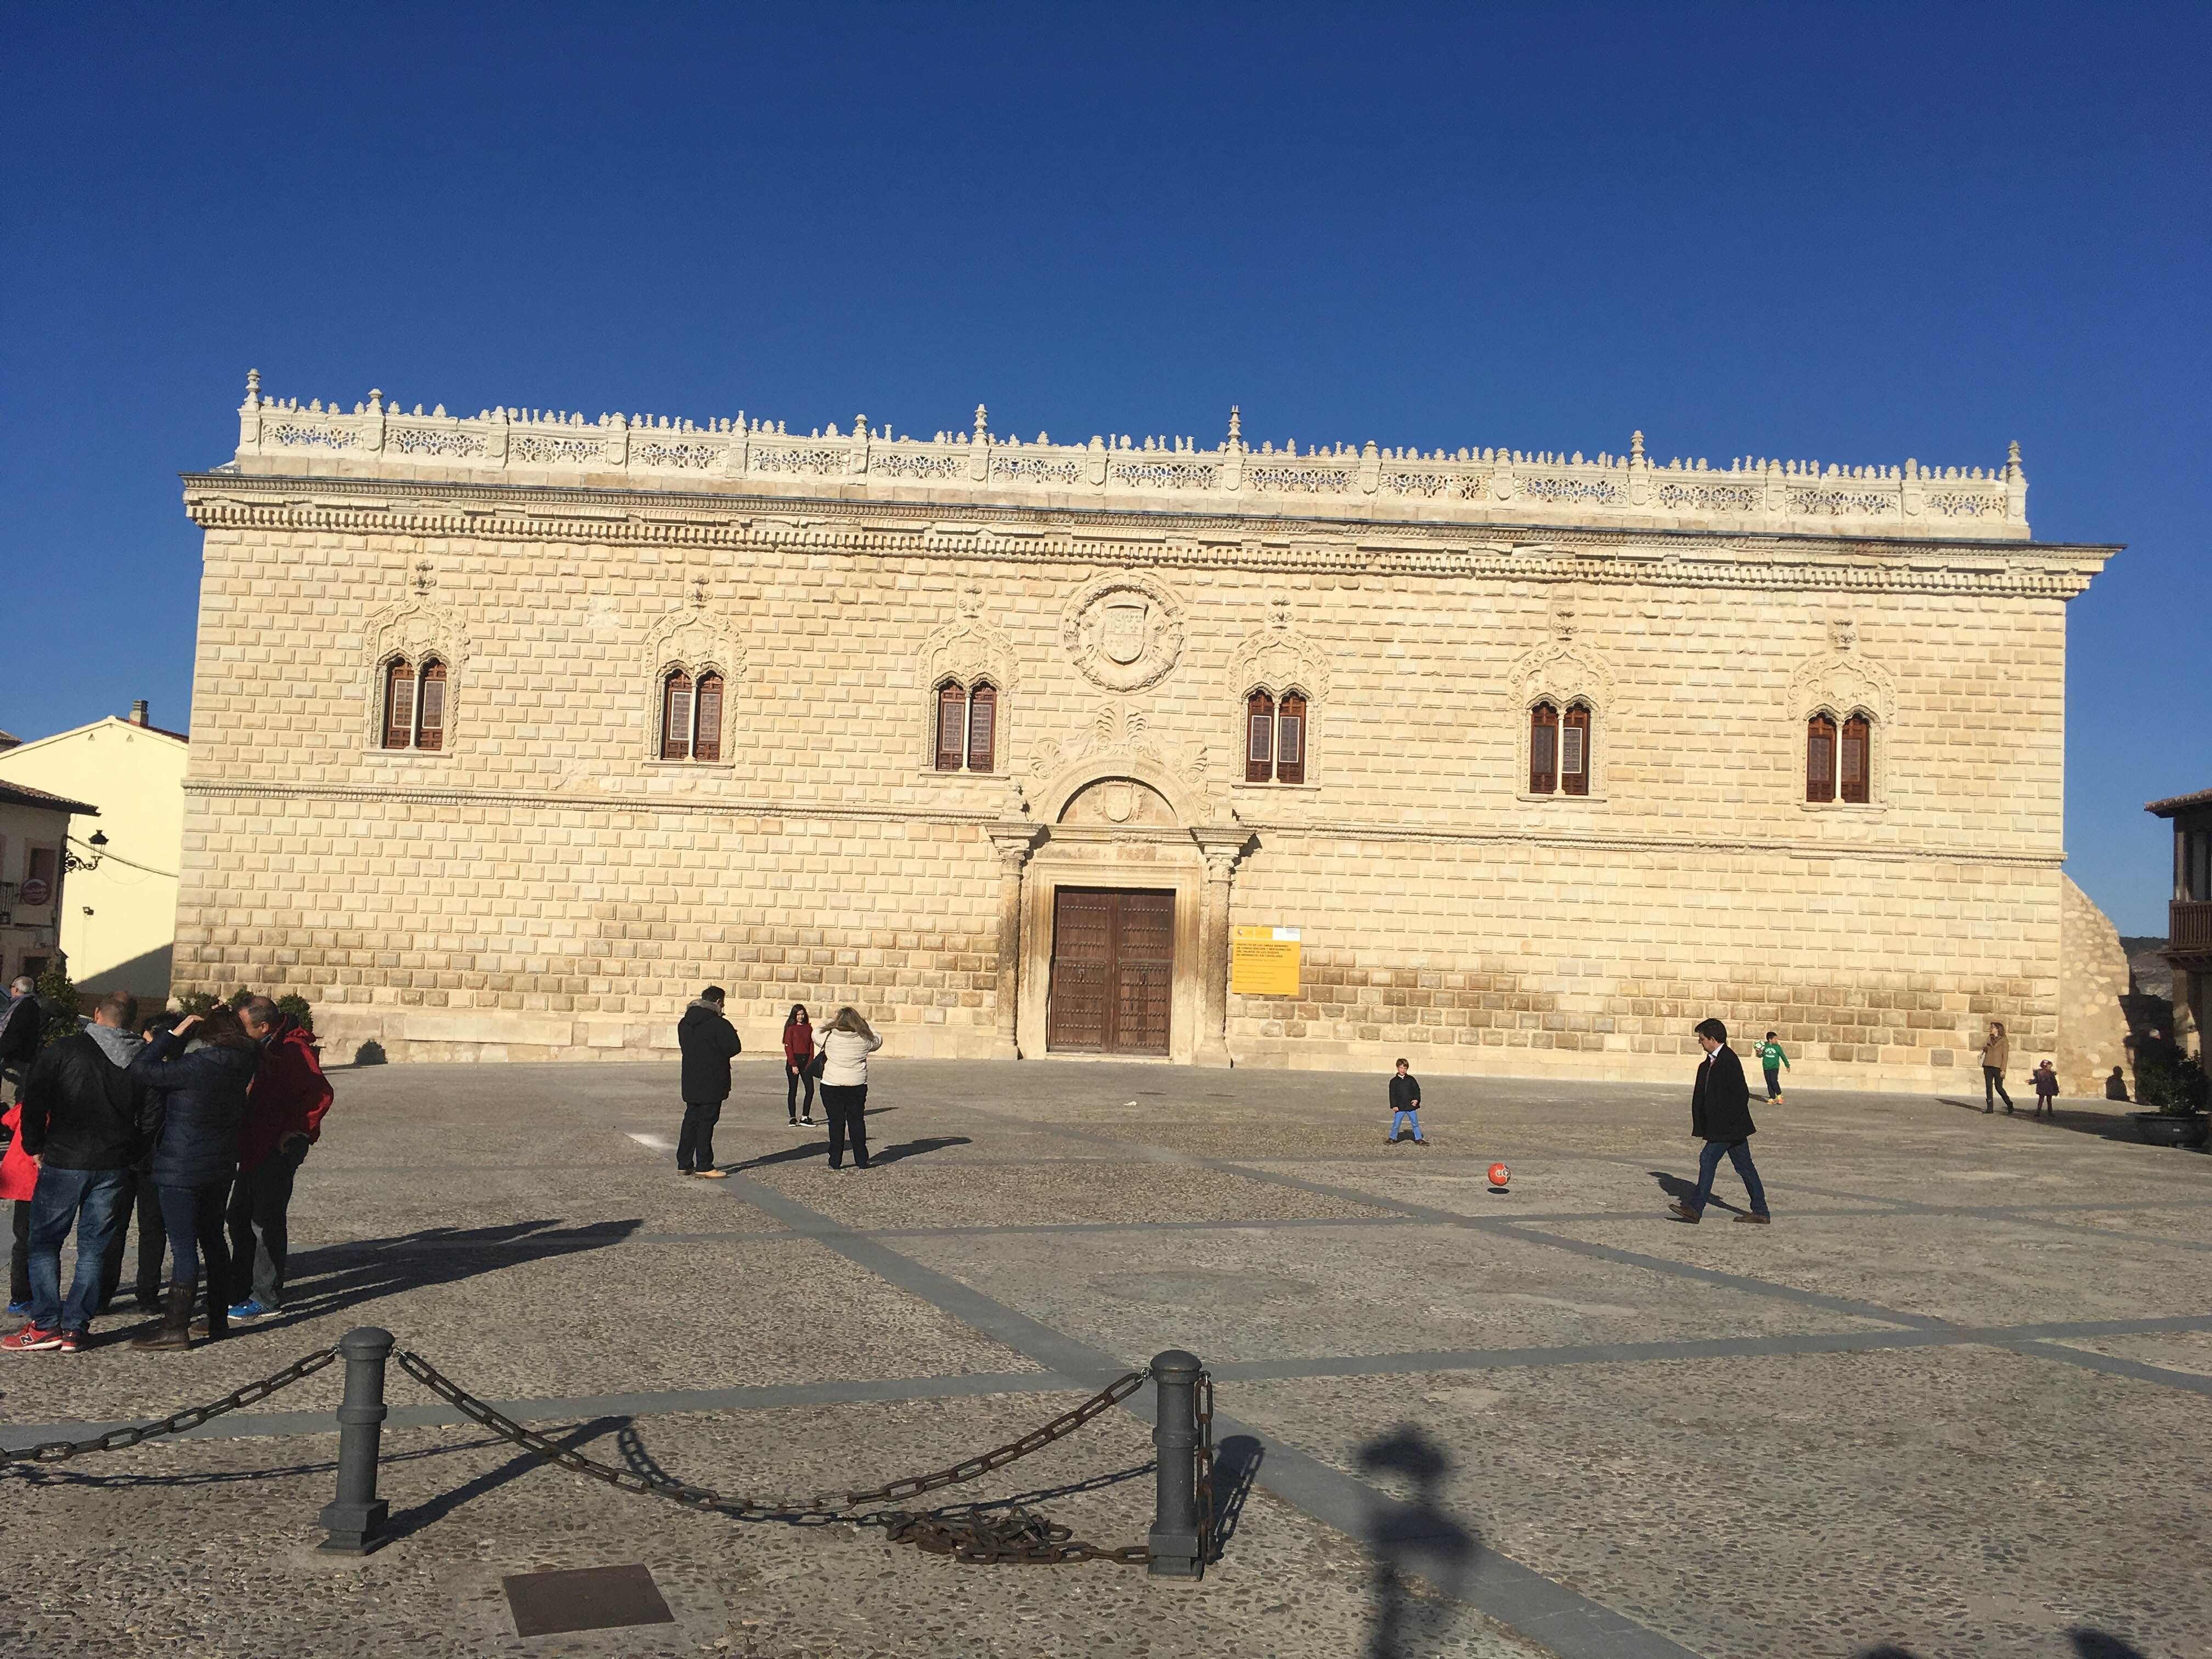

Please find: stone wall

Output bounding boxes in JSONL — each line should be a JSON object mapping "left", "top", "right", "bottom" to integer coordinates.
{"left": 173, "top": 393, "right": 2115, "bottom": 1089}
{"left": 2055, "top": 874, "right": 2131, "bottom": 1096}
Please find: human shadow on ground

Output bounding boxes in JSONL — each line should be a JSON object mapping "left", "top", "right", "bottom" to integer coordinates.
{"left": 869, "top": 1136, "right": 972, "bottom": 1167}
{"left": 1933, "top": 1097, "right": 2187, "bottom": 1150}
{"left": 1357, "top": 1426, "right": 1479, "bottom": 1659}
{"left": 1647, "top": 1169, "right": 1748, "bottom": 1216}
{"left": 1858, "top": 1634, "right": 2146, "bottom": 1659}
{"left": 191, "top": 1218, "right": 642, "bottom": 1341}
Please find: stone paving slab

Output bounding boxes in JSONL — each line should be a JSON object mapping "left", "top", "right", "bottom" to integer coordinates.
{"left": 1517, "top": 1213, "right": 2212, "bottom": 1329}
{"left": 0, "top": 1399, "right": 1543, "bottom": 1659}
{"left": 895, "top": 1222, "right": 1903, "bottom": 1370}
{"left": 1227, "top": 1345, "right": 2203, "bottom": 1659}
{"left": 4, "top": 1057, "right": 2208, "bottom": 1658}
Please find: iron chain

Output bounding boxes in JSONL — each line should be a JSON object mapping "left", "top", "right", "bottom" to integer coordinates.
{"left": 396, "top": 1348, "right": 1156, "bottom": 1562}
{"left": 1, "top": 1346, "right": 340, "bottom": 1464}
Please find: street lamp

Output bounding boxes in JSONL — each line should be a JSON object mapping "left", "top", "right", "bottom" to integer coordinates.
{"left": 64, "top": 830, "right": 109, "bottom": 873}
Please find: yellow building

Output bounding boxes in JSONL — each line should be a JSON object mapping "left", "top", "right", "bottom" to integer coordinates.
{"left": 0, "top": 704, "right": 187, "bottom": 1000}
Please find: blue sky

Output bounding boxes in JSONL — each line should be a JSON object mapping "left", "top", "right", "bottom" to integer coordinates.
{"left": 4, "top": 4, "right": 2205, "bottom": 933}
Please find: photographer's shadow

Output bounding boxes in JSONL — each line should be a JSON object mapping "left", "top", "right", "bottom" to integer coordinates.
{"left": 1357, "top": 1426, "right": 1479, "bottom": 1659}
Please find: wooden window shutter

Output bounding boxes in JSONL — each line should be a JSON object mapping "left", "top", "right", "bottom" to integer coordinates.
{"left": 1529, "top": 703, "right": 1558, "bottom": 794}
{"left": 693, "top": 673, "right": 724, "bottom": 763}
{"left": 415, "top": 661, "right": 447, "bottom": 752}
{"left": 1276, "top": 692, "right": 1306, "bottom": 785}
{"left": 1246, "top": 692, "right": 1275, "bottom": 783}
{"left": 967, "top": 682, "right": 996, "bottom": 772}
{"left": 1561, "top": 704, "right": 1590, "bottom": 795}
{"left": 1839, "top": 714, "right": 1870, "bottom": 803}
{"left": 936, "top": 683, "right": 966, "bottom": 771}
{"left": 382, "top": 661, "right": 415, "bottom": 749}
{"left": 1806, "top": 714, "right": 1836, "bottom": 803}
{"left": 663, "top": 671, "right": 694, "bottom": 760}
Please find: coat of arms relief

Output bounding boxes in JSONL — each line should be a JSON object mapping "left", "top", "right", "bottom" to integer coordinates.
{"left": 1062, "top": 572, "right": 1186, "bottom": 692}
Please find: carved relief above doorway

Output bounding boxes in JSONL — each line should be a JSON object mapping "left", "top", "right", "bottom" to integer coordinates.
{"left": 1060, "top": 776, "right": 1177, "bottom": 827}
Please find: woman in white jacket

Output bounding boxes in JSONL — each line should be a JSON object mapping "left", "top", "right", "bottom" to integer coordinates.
{"left": 817, "top": 1007, "right": 884, "bottom": 1170}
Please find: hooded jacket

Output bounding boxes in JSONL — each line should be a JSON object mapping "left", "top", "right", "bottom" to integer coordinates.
{"left": 0, "top": 991, "right": 43, "bottom": 1068}
{"left": 0, "top": 1103, "right": 41, "bottom": 1203}
{"left": 678, "top": 1000, "right": 742, "bottom": 1101}
{"left": 236, "top": 1015, "right": 334, "bottom": 1174}
{"left": 128, "top": 1028, "right": 259, "bottom": 1188}
{"left": 17, "top": 1029, "right": 153, "bottom": 1171}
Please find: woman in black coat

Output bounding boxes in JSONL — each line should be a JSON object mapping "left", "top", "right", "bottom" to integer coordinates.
{"left": 127, "top": 1008, "right": 261, "bottom": 1348}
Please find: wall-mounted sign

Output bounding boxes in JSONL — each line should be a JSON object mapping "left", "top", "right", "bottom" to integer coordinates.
{"left": 18, "top": 877, "right": 50, "bottom": 907}
{"left": 1231, "top": 925, "right": 1301, "bottom": 996}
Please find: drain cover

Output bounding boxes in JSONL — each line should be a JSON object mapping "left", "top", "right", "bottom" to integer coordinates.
{"left": 502, "top": 1564, "right": 675, "bottom": 1637}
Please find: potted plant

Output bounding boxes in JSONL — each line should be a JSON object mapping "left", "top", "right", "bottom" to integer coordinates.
{"left": 2131, "top": 1054, "right": 2210, "bottom": 1149}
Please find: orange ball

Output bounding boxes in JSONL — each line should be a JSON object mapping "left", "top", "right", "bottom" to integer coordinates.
{"left": 1487, "top": 1162, "right": 1510, "bottom": 1188}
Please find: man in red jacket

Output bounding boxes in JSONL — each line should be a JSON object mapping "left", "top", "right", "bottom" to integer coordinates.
{"left": 224, "top": 996, "right": 333, "bottom": 1319}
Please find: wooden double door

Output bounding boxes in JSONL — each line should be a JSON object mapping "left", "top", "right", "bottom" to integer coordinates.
{"left": 1046, "top": 887, "right": 1175, "bottom": 1056}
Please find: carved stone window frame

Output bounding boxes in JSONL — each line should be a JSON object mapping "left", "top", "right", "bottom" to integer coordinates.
{"left": 360, "top": 599, "right": 470, "bottom": 759}
{"left": 917, "top": 599, "right": 1016, "bottom": 779}
{"left": 1509, "top": 635, "right": 1613, "bottom": 804}
{"left": 1791, "top": 630, "right": 1895, "bottom": 814}
{"left": 1227, "top": 606, "right": 1333, "bottom": 792}
{"left": 640, "top": 600, "right": 747, "bottom": 769}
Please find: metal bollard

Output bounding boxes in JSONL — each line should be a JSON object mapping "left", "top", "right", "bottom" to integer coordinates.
{"left": 317, "top": 1327, "right": 394, "bottom": 1554}
{"left": 1147, "top": 1348, "right": 1204, "bottom": 1578}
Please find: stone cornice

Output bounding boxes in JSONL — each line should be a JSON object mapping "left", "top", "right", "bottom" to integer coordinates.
{"left": 181, "top": 472, "right": 2118, "bottom": 600}
{"left": 181, "top": 777, "right": 2066, "bottom": 868}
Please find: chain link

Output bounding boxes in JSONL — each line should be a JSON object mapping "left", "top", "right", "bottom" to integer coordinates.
{"left": 396, "top": 1348, "right": 1155, "bottom": 1561}
{"left": 1, "top": 1347, "right": 340, "bottom": 1464}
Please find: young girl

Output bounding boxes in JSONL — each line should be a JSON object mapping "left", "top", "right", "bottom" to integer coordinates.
{"left": 781, "top": 1005, "right": 816, "bottom": 1127}
{"left": 2031, "top": 1060, "right": 2059, "bottom": 1119}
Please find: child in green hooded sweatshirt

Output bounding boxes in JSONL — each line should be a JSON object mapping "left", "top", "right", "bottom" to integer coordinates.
{"left": 1756, "top": 1033, "right": 1790, "bottom": 1103}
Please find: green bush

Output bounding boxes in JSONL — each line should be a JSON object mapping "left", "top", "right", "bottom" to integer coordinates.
{"left": 275, "top": 993, "right": 315, "bottom": 1036}
{"left": 2137, "top": 1054, "right": 2210, "bottom": 1115}
{"left": 35, "top": 963, "right": 83, "bottom": 1047}
{"left": 174, "top": 991, "right": 220, "bottom": 1018}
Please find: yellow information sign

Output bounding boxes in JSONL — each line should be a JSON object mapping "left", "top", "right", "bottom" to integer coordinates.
{"left": 1231, "top": 926, "right": 1302, "bottom": 996}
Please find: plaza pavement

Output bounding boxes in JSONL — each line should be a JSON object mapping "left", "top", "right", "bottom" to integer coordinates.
{"left": 2, "top": 1057, "right": 2207, "bottom": 1659}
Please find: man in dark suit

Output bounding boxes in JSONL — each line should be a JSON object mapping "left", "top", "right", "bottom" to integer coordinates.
{"left": 1669, "top": 1018, "right": 1771, "bottom": 1224}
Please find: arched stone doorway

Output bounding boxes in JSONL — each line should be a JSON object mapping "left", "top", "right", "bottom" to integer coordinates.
{"left": 986, "top": 767, "right": 1247, "bottom": 1066}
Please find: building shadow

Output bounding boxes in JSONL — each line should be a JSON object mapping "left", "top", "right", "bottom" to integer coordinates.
{"left": 1357, "top": 1426, "right": 1479, "bottom": 1659}
{"left": 1935, "top": 1096, "right": 2196, "bottom": 1151}
{"left": 1646, "top": 1169, "right": 1746, "bottom": 1216}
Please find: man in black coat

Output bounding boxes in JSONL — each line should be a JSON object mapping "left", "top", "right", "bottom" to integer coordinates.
{"left": 675, "top": 986, "right": 741, "bottom": 1178}
{"left": 1669, "top": 1018, "right": 1771, "bottom": 1225}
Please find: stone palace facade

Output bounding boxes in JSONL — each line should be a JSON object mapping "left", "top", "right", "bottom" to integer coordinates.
{"left": 173, "top": 377, "right": 2124, "bottom": 1087}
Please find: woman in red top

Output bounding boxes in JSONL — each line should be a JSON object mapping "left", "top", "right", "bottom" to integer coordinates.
{"left": 3, "top": 1100, "right": 41, "bottom": 1313}
{"left": 781, "top": 1005, "right": 816, "bottom": 1127}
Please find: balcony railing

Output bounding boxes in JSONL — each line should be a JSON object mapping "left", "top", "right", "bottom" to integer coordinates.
{"left": 2171, "top": 900, "right": 2212, "bottom": 953}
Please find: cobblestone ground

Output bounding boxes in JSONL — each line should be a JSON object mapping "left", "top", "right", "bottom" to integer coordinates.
{"left": 2, "top": 1060, "right": 2206, "bottom": 1658}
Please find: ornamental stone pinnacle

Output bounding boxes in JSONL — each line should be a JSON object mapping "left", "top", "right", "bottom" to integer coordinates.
{"left": 214, "top": 377, "right": 2042, "bottom": 541}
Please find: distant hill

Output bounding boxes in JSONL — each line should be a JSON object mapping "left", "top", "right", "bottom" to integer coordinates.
{"left": 2120, "top": 936, "right": 2172, "bottom": 1000}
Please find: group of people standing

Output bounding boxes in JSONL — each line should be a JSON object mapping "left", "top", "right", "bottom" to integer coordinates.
{"left": 2, "top": 981, "right": 330, "bottom": 1354}
{"left": 675, "top": 990, "right": 884, "bottom": 1176}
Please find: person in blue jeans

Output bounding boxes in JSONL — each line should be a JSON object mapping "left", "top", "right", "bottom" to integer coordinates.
{"left": 1668, "top": 1018, "right": 1770, "bottom": 1224}
{"left": 3, "top": 994, "right": 153, "bottom": 1352}
{"left": 1387, "top": 1059, "right": 1427, "bottom": 1146}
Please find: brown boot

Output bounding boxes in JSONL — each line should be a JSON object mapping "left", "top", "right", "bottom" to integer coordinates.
{"left": 132, "top": 1285, "right": 195, "bottom": 1351}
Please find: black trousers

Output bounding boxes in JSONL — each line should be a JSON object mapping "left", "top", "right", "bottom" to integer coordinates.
{"left": 785, "top": 1063, "right": 816, "bottom": 1120}
{"left": 678, "top": 1099, "right": 723, "bottom": 1171}
{"left": 1983, "top": 1066, "right": 2013, "bottom": 1109}
{"left": 98, "top": 1167, "right": 167, "bottom": 1309}
{"left": 820, "top": 1084, "right": 869, "bottom": 1169}
{"left": 8, "top": 1198, "right": 27, "bottom": 1307}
